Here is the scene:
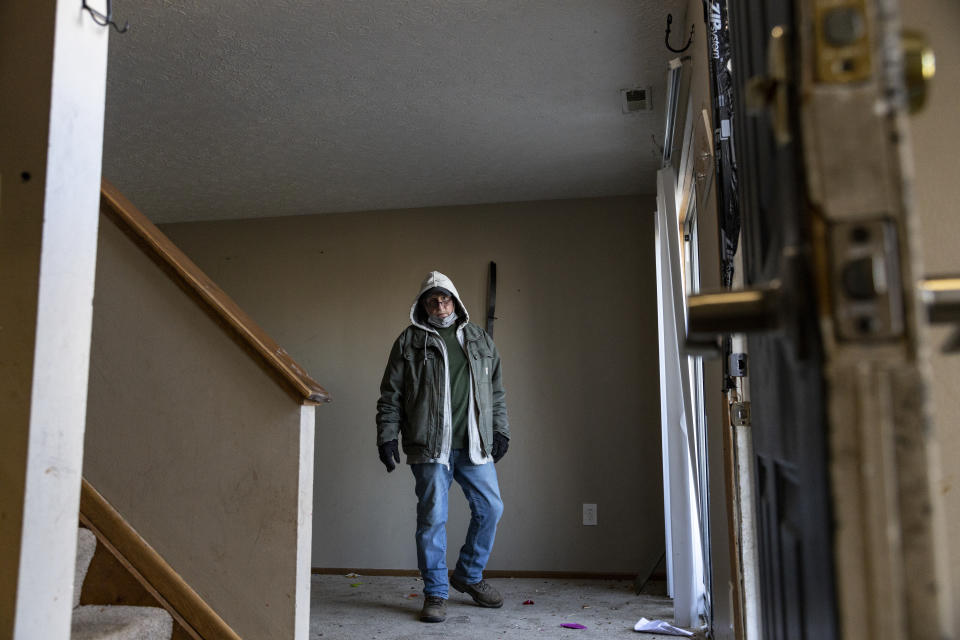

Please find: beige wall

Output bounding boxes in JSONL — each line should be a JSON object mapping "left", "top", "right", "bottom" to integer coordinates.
{"left": 901, "top": 0, "right": 960, "bottom": 630}
{"left": 162, "top": 195, "right": 666, "bottom": 574}
{"left": 85, "top": 216, "right": 313, "bottom": 639}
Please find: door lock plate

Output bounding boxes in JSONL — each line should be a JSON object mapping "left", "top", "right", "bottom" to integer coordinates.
{"left": 828, "top": 219, "right": 904, "bottom": 340}
{"left": 731, "top": 401, "right": 751, "bottom": 427}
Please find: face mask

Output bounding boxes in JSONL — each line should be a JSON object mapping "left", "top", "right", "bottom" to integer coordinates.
{"left": 427, "top": 311, "right": 457, "bottom": 328}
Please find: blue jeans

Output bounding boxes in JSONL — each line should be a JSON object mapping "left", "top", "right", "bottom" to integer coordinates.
{"left": 411, "top": 450, "right": 504, "bottom": 598}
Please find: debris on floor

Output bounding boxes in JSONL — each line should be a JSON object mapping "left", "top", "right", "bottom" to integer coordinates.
{"left": 311, "top": 574, "right": 682, "bottom": 639}
{"left": 634, "top": 617, "right": 693, "bottom": 636}
{"left": 561, "top": 622, "right": 588, "bottom": 629}
{"left": 522, "top": 600, "right": 534, "bottom": 605}
{"left": 349, "top": 583, "right": 362, "bottom": 588}
{"left": 344, "top": 572, "right": 360, "bottom": 578}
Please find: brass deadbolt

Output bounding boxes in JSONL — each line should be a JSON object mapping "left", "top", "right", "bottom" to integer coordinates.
{"left": 902, "top": 29, "right": 935, "bottom": 113}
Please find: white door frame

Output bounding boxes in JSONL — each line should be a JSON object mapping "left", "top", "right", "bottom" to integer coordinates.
{"left": 655, "top": 166, "right": 705, "bottom": 628}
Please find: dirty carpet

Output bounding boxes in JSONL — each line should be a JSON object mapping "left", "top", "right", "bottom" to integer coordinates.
{"left": 309, "top": 574, "right": 706, "bottom": 639}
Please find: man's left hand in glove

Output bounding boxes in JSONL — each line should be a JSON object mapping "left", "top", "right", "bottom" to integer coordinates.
{"left": 491, "top": 432, "right": 509, "bottom": 463}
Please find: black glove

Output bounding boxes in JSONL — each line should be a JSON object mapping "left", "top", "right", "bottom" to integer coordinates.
{"left": 378, "top": 439, "right": 400, "bottom": 472}
{"left": 492, "top": 432, "right": 509, "bottom": 463}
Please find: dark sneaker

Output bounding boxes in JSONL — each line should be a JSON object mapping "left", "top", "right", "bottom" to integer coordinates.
{"left": 420, "top": 595, "right": 447, "bottom": 622}
{"left": 450, "top": 577, "right": 504, "bottom": 608}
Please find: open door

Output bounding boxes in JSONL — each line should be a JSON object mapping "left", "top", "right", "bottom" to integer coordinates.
{"left": 687, "top": 1, "right": 953, "bottom": 638}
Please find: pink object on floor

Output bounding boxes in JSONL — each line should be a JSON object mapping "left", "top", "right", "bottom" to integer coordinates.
{"left": 561, "top": 623, "right": 587, "bottom": 629}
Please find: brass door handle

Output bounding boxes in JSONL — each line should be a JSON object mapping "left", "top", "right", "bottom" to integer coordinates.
{"left": 684, "top": 276, "right": 960, "bottom": 357}
{"left": 686, "top": 278, "right": 959, "bottom": 330}
{"left": 921, "top": 277, "right": 960, "bottom": 324}
{"left": 683, "top": 284, "right": 783, "bottom": 357}
{"left": 683, "top": 251, "right": 801, "bottom": 355}
{"left": 686, "top": 284, "right": 784, "bottom": 340}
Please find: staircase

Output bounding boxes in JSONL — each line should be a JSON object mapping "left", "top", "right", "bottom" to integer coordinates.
{"left": 75, "top": 181, "right": 328, "bottom": 639}
{"left": 4, "top": 181, "right": 325, "bottom": 638}
{"left": 72, "top": 528, "right": 172, "bottom": 639}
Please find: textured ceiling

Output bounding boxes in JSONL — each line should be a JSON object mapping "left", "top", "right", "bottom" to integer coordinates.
{"left": 103, "top": 0, "right": 686, "bottom": 223}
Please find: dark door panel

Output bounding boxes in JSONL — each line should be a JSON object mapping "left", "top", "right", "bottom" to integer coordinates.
{"left": 727, "top": 0, "right": 838, "bottom": 637}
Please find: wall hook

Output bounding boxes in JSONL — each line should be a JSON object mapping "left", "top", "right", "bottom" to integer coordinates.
{"left": 82, "top": 0, "right": 129, "bottom": 33}
{"left": 665, "top": 14, "right": 693, "bottom": 53}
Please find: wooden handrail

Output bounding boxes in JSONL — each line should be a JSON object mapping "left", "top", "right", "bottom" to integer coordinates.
{"left": 99, "top": 179, "right": 330, "bottom": 405}
{"left": 79, "top": 479, "right": 242, "bottom": 640}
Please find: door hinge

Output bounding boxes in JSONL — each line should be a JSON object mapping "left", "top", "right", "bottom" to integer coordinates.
{"left": 728, "top": 352, "right": 749, "bottom": 377}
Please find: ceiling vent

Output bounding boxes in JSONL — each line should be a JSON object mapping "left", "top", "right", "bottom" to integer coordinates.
{"left": 621, "top": 87, "right": 653, "bottom": 113}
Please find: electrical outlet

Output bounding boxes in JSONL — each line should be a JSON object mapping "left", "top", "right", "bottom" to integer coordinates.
{"left": 583, "top": 503, "right": 597, "bottom": 526}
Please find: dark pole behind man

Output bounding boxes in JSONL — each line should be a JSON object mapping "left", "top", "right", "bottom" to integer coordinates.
{"left": 376, "top": 271, "right": 510, "bottom": 623}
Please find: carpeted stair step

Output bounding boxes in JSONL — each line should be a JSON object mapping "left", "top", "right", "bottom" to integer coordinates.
{"left": 75, "top": 528, "right": 98, "bottom": 608}
{"left": 73, "top": 526, "right": 173, "bottom": 639}
{"left": 72, "top": 605, "right": 173, "bottom": 640}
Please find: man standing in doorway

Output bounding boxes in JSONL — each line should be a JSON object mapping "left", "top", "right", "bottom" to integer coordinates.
{"left": 376, "top": 270, "right": 510, "bottom": 623}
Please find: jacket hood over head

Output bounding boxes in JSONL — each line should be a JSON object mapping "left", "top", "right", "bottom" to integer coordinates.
{"left": 410, "top": 271, "right": 469, "bottom": 329}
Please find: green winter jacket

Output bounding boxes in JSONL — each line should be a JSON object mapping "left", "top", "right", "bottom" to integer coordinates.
{"left": 376, "top": 271, "right": 509, "bottom": 465}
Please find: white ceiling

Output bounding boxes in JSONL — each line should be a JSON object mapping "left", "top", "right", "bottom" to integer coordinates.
{"left": 103, "top": 0, "right": 687, "bottom": 223}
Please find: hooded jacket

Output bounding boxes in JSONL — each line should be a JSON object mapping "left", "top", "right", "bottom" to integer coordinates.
{"left": 376, "top": 271, "right": 509, "bottom": 466}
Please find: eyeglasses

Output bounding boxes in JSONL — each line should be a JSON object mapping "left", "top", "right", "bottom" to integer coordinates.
{"left": 424, "top": 295, "right": 453, "bottom": 308}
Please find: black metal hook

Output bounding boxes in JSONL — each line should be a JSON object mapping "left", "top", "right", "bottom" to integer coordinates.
{"left": 665, "top": 14, "right": 693, "bottom": 53}
{"left": 82, "top": 0, "right": 129, "bottom": 33}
